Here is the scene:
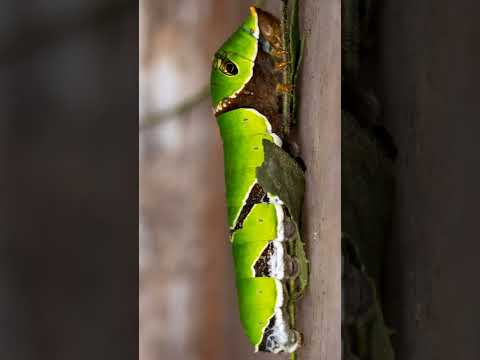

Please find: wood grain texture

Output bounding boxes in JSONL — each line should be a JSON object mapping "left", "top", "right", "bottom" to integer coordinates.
{"left": 296, "top": 0, "right": 341, "bottom": 359}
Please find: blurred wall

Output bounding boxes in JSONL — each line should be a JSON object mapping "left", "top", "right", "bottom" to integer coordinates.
{"left": 379, "top": 1, "right": 480, "bottom": 359}
{"left": 0, "top": 1, "right": 137, "bottom": 359}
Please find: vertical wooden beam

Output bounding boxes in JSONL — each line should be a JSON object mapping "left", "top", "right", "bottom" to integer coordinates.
{"left": 296, "top": 0, "right": 341, "bottom": 359}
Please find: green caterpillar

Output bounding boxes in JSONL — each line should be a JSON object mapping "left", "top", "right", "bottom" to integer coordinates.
{"left": 210, "top": 6, "right": 307, "bottom": 354}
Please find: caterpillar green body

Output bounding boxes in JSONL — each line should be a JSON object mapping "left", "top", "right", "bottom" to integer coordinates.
{"left": 211, "top": 6, "right": 305, "bottom": 353}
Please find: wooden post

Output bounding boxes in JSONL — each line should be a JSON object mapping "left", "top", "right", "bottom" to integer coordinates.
{"left": 296, "top": 1, "right": 341, "bottom": 359}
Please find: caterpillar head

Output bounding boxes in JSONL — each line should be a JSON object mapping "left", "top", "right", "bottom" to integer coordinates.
{"left": 210, "top": 6, "right": 259, "bottom": 115}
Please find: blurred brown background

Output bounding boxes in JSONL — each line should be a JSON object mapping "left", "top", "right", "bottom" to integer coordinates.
{"left": 378, "top": 1, "right": 480, "bottom": 359}
{"left": 139, "top": 1, "right": 282, "bottom": 359}
{"left": 0, "top": 1, "right": 137, "bottom": 359}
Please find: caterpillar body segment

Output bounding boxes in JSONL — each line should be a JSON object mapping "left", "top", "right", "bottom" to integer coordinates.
{"left": 211, "top": 6, "right": 303, "bottom": 354}
{"left": 231, "top": 203, "right": 279, "bottom": 279}
{"left": 237, "top": 278, "right": 300, "bottom": 353}
{"left": 217, "top": 108, "right": 281, "bottom": 229}
{"left": 232, "top": 200, "right": 299, "bottom": 353}
{"left": 218, "top": 108, "right": 298, "bottom": 352}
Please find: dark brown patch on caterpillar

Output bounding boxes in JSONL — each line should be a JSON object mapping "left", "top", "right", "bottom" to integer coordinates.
{"left": 232, "top": 183, "right": 266, "bottom": 232}
{"left": 254, "top": 242, "right": 275, "bottom": 276}
{"left": 216, "top": 50, "right": 283, "bottom": 135}
{"left": 256, "top": 8, "right": 283, "bottom": 55}
{"left": 258, "top": 315, "right": 277, "bottom": 352}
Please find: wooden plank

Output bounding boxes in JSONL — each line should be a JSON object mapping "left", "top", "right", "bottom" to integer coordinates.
{"left": 296, "top": 0, "right": 341, "bottom": 359}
